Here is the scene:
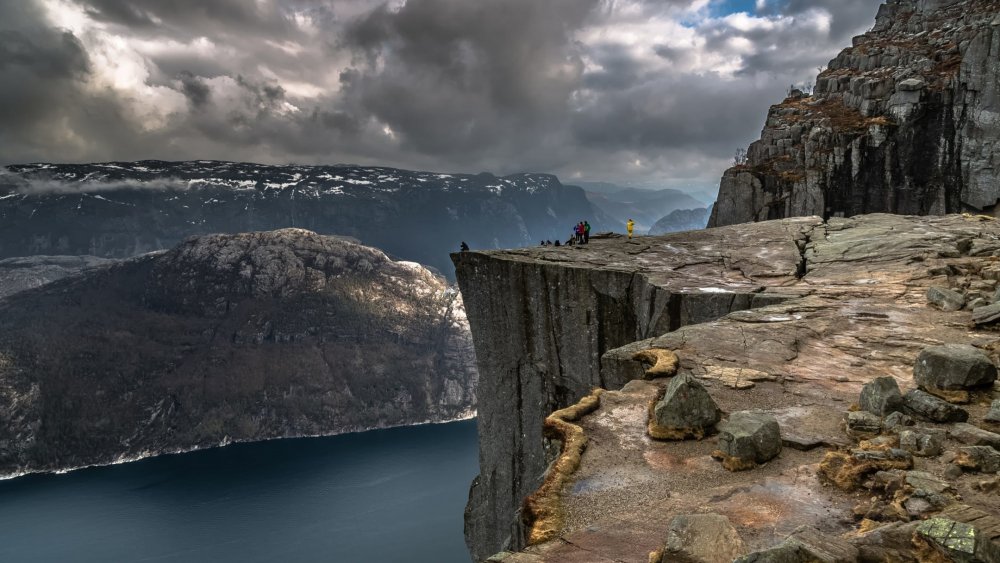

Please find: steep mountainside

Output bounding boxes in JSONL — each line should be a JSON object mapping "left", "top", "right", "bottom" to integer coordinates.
{"left": 0, "top": 161, "right": 610, "bottom": 276}
{"left": 648, "top": 205, "right": 712, "bottom": 235}
{"left": 0, "top": 229, "right": 476, "bottom": 476}
{"left": 583, "top": 186, "right": 705, "bottom": 233}
{"left": 711, "top": 0, "right": 1000, "bottom": 227}
{"left": 0, "top": 255, "right": 115, "bottom": 300}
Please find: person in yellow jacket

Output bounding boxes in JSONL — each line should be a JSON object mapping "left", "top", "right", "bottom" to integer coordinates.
{"left": 626, "top": 219, "right": 635, "bottom": 239}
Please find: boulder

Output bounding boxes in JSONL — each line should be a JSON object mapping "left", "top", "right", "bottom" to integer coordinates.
{"left": 648, "top": 373, "right": 721, "bottom": 440}
{"left": 927, "top": 286, "right": 965, "bottom": 311}
{"left": 659, "top": 513, "right": 745, "bottom": 563}
{"left": 715, "top": 411, "right": 781, "bottom": 471}
{"left": 845, "top": 411, "right": 882, "bottom": 438}
{"left": 859, "top": 376, "right": 904, "bottom": 416}
{"left": 955, "top": 446, "right": 1000, "bottom": 473}
{"left": 974, "top": 302, "right": 1000, "bottom": 326}
{"left": 914, "top": 518, "right": 1000, "bottom": 563}
{"left": 899, "top": 430, "right": 943, "bottom": 457}
{"left": 949, "top": 423, "right": 1000, "bottom": 449}
{"left": 913, "top": 344, "right": 997, "bottom": 391}
{"left": 903, "top": 389, "right": 970, "bottom": 423}
{"left": 882, "top": 411, "right": 915, "bottom": 432}
{"left": 986, "top": 400, "right": 1000, "bottom": 423}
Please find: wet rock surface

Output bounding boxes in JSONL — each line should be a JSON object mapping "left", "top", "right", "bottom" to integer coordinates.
{"left": 0, "top": 229, "right": 478, "bottom": 476}
{"left": 455, "top": 213, "right": 1000, "bottom": 561}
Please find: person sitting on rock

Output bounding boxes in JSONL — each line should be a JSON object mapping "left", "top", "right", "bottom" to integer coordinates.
{"left": 554, "top": 240, "right": 561, "bottom": 247}
{"left": 460, "top": 241, "right": 469, "bottom": 252}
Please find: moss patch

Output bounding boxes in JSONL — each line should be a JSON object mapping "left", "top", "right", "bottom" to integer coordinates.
{"left": 522, "top": 388, "right": 604, "bottom": 545}
{"left": 632, "top": 349, "right": 679, "bottom": 379}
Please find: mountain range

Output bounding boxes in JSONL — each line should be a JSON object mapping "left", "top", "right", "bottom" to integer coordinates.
{"left": 0, "top": 161, "right": 615, "bottom": 277}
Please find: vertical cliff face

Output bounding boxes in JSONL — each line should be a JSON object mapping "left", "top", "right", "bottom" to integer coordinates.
{"left": 452, "top": 222, "right": 809, "bottom": 560}
{"left": 710, "top": 0, "right": 1000, "bottom": 227}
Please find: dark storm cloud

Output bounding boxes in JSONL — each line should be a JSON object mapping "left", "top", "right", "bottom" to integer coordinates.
{"left": 178, "top": 71, "right": 210, "bottom": 108}
{"left": 0, "top": 0, "right": 884, "bottom": 189}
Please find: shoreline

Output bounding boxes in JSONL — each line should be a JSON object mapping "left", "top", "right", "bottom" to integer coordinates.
{"left": 0, "top": 410, "right": 477, "bottom": 482}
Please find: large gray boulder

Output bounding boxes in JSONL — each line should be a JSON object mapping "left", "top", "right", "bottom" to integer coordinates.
{"left": 648, "top": 373, "right": 721, "bottom": 440}
{"left": 915, "top": 518, "right": 1000, "bottom": 563}
{"left": 716, "top": 411, "right": 781, "bottom": 470}
{"left": 949, "top": 423, "right": 1000, "bottom": 449}
{"left": 659, "top": 513, "right": 745, "bottom": 563}
{"left": 913, "top": 344, "right": 997, "bottom": 390}
{"left": 903, "top": 389, "right": 970, "bottom": 422}
{"left": 927, "top": 286, "right": 965, "bottom": 311}
{"left": 859, "top": 376, "right": 904, "bottom": 416}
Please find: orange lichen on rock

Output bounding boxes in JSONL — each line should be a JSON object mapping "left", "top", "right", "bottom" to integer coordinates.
{"left": 522, "top": 388, "right": 604, "bottom": 545}
{"left": 818, "top": 448, "right": 913, "bottom": 491}
{"left": 632, "top": 348, "right": 679, "bottom": 379}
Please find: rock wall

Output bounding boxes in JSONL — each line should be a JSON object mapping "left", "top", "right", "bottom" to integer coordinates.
{"left": 710, "top": 0, "right": 1000, "bottom": 227}
{"left": 453, "top": 221, "right": 809, "bottom": 560}
{"left": 0, "top": 229, "right": 477, "bottom": 477}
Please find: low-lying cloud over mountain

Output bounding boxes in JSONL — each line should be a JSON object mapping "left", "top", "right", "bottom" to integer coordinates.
{"left": 1, "top": 0, "right": 880, "bottom": 191}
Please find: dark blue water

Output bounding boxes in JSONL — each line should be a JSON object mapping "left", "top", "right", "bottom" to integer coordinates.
{"left": 0, "top": 420, "right": 479, "bottom": 563}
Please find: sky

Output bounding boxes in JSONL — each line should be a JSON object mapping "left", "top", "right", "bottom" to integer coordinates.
{"left": 0, "top": 0, "right": 883, "bottom": 192}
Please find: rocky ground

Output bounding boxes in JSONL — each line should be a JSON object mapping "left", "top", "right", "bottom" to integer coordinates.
{"left": 458, "top": 214, "right": 1000, "bottom": 562}
{"left": 0, "top": 228, "right": 477, "bottom": 477}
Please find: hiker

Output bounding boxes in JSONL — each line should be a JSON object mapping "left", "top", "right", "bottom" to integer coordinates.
{"left": 575, "top": 222, "right": 584, "bottom": 244}
{"left": 584, "top": 221, "right": 591, "bottom": 244}
{"left": 540, "top": 240, "right": 546, "bottom": 246}
{"left": 460, "top": 241, "right": 470, "bottom": 252}
{"left": 545, "top": 240, "right": 552, "bottom": 246}
{"left": 626, "top": 219, "right": 635, "bottom": 239}
{"left": 554, "top": 240, "right": 561, "bottom": 247}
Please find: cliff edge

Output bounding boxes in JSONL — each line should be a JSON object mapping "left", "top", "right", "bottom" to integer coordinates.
{"left": 456, "top": 214, "right": 1000, "bottom": 561}
{"left": 710, "top": 0, "right": 1000, "bottom": 227}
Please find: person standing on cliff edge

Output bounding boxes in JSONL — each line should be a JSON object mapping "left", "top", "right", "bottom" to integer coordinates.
{"left": 626, "top": 219, "right": 635, "bottom": 239}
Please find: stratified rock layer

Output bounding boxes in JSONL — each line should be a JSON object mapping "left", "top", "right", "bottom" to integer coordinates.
{"left": 0, "top": 229, "right": 477, "bottom": 476}
{"left": 710, "top": 0, "right": 1000, "bottom": 227}
{"left": 454, "top": 213, "right": 1000, "bottom": 561}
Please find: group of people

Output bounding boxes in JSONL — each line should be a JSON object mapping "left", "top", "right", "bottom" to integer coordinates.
{"left": 466, "top": 218, "right": 637, "bottom": 252}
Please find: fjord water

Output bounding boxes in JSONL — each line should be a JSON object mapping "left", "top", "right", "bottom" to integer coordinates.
{"left": 0, "top": 420, "right": 478, "bottom": 563}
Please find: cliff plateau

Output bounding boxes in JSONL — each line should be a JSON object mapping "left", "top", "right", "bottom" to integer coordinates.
{"left": 455, "top": 213, "right": 1000, "bottom": 561}
{"left": 711, "top": 0, "right": 1000, "bottom": 227}
{"left": 0, "top": 229, "right": 476, "bottom": 476}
